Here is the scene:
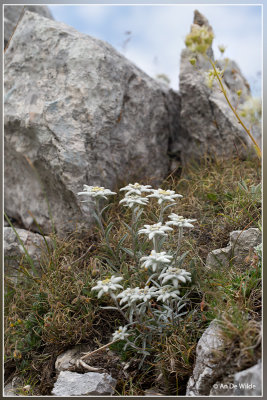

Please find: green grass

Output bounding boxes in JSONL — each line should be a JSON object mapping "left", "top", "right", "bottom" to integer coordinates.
{"left": 4, "top": 156, "right": 261, "bottom": 395}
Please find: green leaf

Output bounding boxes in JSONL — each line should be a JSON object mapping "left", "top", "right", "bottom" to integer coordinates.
{"left": 120, "top": 247, "right": 134, "bottom": 257}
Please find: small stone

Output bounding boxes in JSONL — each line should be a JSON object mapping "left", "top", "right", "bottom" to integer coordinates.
{"left": 55, "top": 344, "right": 91, "bottom": 372}
{"left": 51, "top": 371, "right": 116, "bottom": 396}
{"left": 206, "top": 246, "right": 231, "bottom": 269}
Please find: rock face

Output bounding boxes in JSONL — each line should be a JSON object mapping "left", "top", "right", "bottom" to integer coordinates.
{"left": 206, "top": 228, "right": 261, "bottom": 269}
{"left": 4, "top": 11, "right": 180, "bottom": 236}
{"left": 4, "top": 227, "right": 51, "bottom": 280}
{"left": 210, "top": 360, "right": 262, "bottom": 396}
{"left": 51, "top": 371, "right": 116, "bottom": 396}
{"left": 186, "top": 321, "right": 225, "bottom": 396}
{"left": 234, "top": 361, "right": 262, "bottom": 395}
{"left": 230, "top": 228, "right": 262, "bottom": 266}
{"left": 4, "top": 5, "right": 53, "bottom": 47}
{"left": 176, "top": 10, "right": 261, "bottom": 162}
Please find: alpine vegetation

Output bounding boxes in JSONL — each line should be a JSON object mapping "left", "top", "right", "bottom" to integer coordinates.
{"left": 78, "top": 182, "right": 196, "bottom": 367}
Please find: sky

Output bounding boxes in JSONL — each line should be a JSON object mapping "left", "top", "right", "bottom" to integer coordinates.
{"left": 48, "top": 5, "right": 262, "bottom": 97}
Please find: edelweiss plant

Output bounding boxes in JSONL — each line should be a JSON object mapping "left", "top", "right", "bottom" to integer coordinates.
{"left": 77, "top": 182, "right": 196, "bottom": 367}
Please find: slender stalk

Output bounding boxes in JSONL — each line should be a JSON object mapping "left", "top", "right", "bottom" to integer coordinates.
{"left": 111, "top": 294, "right": 130, "bottom": 323}
{"left": 153, "top": 235, "right": 160, "bottom": 253}
{"left": 94, "top": 199, "right": 105, "bottom": 235}
{"left": 158, "top": 204, "right": 165, "bottom": 222}
{"left": 80, "top": 340, "right": 118, "bottom": 360}
{"left": 209, "top": 58, "right": 261, "bottom": 159}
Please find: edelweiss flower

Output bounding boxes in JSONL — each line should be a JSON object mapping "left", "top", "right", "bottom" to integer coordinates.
{"left": 119, "top": 194, "right": 149, "bottom": 208}
{"left": 112, "top": 326, "right": 130, "bottom": 341}
{"left": 131, "top": 286, "right": 157, "bottom": 302}
{"left": 92, "top": 276, "right": 123, "bottom": 298}
{"left": 138, "top": 222, "right": 173, "bottom": 240}
{"left": 147, "top": 189, "right": 183, "bottom": 204}
{"left": 159, "top": 267, "right": 191, "bottom": 288}
{"left": 120, "top": 183, "right": 153, "bottom": 196}
{"left": 154, "top": 285, "right": 181, "bottom": 302}
{"left": 117, "top": 286, "right": 156, "bottom": 304}
{"left": 117, "top": 287, "right": 138, "bottom": 305}
{"left": 77, "top": 185, "right": 116, "bottom": 201}
{"left": 166, "top": 214, "right": 197, "bottom": 228}
{"left": 140, "top": 250, "right": 173, "bottom": 272}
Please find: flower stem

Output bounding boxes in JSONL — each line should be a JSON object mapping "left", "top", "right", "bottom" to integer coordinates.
{"left": 209, "top": 57, "right": 261, "bottom": 159}
{"left": 95, "top": 200, "right": 105, "bottom": 235}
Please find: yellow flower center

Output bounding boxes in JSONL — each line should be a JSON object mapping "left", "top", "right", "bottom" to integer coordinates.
{"left": 102, "top": 278, "right": 110, "bottom": 284}
{"left": 91, "top": 187, "right": 103, "bottom": 192}
{"left": 159, "top": 189, "right": 171, "bottom": 195}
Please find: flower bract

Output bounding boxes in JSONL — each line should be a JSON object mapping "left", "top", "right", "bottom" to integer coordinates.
{"left": 147, "top": 189, "right": 183, "bottom": 204}
{"left": 120, "top": 183, "right": 153, "bottom": 196}
{"left": 112, "top": 326, "right": 130, "bottom": 341}
{"left": 154, "top": 285, "right": 181, "bottom": 302}
{"left": 138, "top": 222, "right": 173, "bottom": 240}
{"left": 166, "top": 213, "right": 197, "bottom": 228}
{"left": 159, "top": 267, "right": 191, "bottom": 288}
{"left": 119, "top": 194, "right": 149, "bottom": 208}
{"left": 92, "top": 276, "right": 123, "bottom": 298}
{"left": 140, "top": 250, "right": 173, "bottom": 272}
{"left": 77, "top": 185, "right": 116, "bottom": 201}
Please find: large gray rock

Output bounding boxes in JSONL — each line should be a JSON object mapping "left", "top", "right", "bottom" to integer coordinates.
{"left": 4, "top": 5, "right": 53, "bottom": 47}
{"left": 4, "top": 11, "right": 180, "bottom": 236}
{"left": 234, "top": 360, "right": 262, "bottom": 395}
{"left": 51, "top": 371, "right": 116, "bottom": 396}
{"left": 206, "top": 245, "right": 231, "bottom": 269}
{"left": 4, "top": 227, "right": 51, "bottom": 280}
{"left": 186, "top": 320, "right": 225, "bottom": 396}
{"left": 176, "top": 10, "right": 261, "bottom": 162}
{"left": 230, "top": 228, "right": 262, "bottom": 266}
{"left": 210, "top": 360, "right": 262, "bottom": 396}
{"left": 206, "top": 228, "right": 261, "bottom": 269}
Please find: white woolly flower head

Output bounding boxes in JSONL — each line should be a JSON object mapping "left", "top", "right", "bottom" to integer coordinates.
{"left": 120, "top": 183, "right": 153, "bottom": 196}
{"left": 117, "top": 286, "right": 157, "bottom": 304}
{"left": 119, "top": 194, "right": 149, "bottom": 208}
{"left": 154, "top": 285, "right": 181, "bottom": 302}
{"left": 159, "top": 267, "right": 191, "bottom": 288}
{"left": 140, "top": 250, "right": 173, "bottom": 272}
{"left": 92, "top": 275, "right": 123, "bottom": 298}
{"left": 112, "top": 326, "right": 130, "bottom": 341}
{"left": 77, "top": 185, "right": 116, "bottom": 201}
{"left": 166, "top": 213, "right": 197, "bottom": 228}
{"left": 138, "top": 222, "right": 173, "bottom": 240}
{"left": 130, "top": 286, "right": 157, "bottom": 302}
{"left": 147, "top": 189, "right": 183, "bottom": 205}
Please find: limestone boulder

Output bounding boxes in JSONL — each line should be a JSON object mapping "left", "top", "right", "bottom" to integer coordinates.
{"left": 186, "top": 320, "right": 225, "bottom": 396}
{"left": 234, "top": 360, "right": 262, "bottom": 396}
{"left": 4, "top": 227, "right": 51, "bottom": 280}
{"left": 230, "top": 228, "right": 262, "bottom": 266}
{"left": 4, "top": 5, "right": 53, "bottom": 47}
{"left": 206, "top": 228, "right": 261, "bottom": 269}
{"left": 51, "top": 371, "right": 116, "bottom": 396}
{"left": 176, "top": 10, "right": 261, "bottom": 162}
{"left": 4, "top": 11, "right": 180, "bottom": 236}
